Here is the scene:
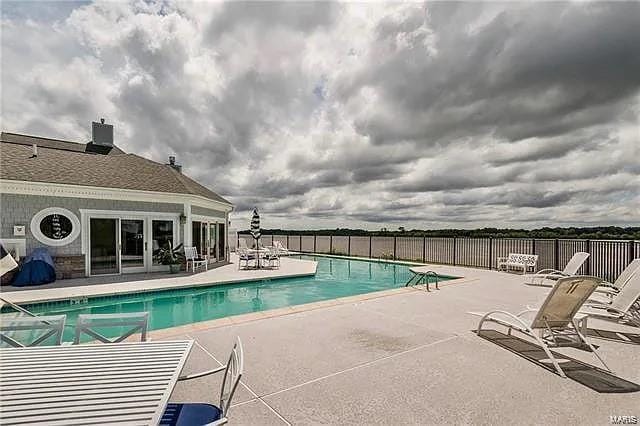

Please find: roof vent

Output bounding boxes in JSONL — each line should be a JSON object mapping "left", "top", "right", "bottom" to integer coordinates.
{"left": 167, "top": 155, "right": 182, "bottom": 173}
{"left": 31, "top": 144, "right": 38, "bottom": 158}
{"left": 92, "top": 119, "right": 113, "bottom": 147}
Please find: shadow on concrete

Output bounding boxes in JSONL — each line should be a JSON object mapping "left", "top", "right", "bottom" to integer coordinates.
{"left": 585, "top": 327, "right": 640, "bottom": 345}
{"left": 475, "top": 329, "right": 640, "bottom": 393}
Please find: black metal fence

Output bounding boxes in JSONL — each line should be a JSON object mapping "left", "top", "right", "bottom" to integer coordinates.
{"left": 237, "top": 234, "right": 639, "bottom": 282}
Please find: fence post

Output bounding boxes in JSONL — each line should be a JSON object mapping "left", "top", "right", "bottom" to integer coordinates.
{"left": 287, "top": 235, "right": 290, "bottom": 251}
{"left": 629, "top": 240, "right": 635, "bottom": 265}
{"left": 422, "top": 237, "right": 426, "bottom": 263}
{"left": 369, "top": 236, "right": 372, "bottom": 258}
{"left": 330, "top": 235, "right": 333, "bottom": 253}
{"left": 532, "top": 238, "right": 536, "bottom": 254}
{"left": 585, "top": 239, "right": 591, "bottom": 275}
{"left": 393, "top": 236, "right": 397, "bottom": 260}
{"left": 488, "top": 237, "right": 493, "bottom": 270}
{"left": 313, "top": 235, "right": 317, "bottom": 253}
{"left": 348, "top": 236, "right": 351, "bottom": 256}
{"left": 554, "top": 239, "right": 559, "bottom": 270}
{"left": 452, "top": 237, "right": 457, "bottom": 266}
{"left": 237, "top": 234, "right": 240, "bottom": 250}
{"left": 299, "top": 235, "right": 303, "bottom": 253}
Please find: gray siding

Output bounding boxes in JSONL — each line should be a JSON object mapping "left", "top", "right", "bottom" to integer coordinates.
{"left": 191, "top": 205, "right": 226, "bottom": 219}
{"left": 0, "top": 194, "right": 184, "bottom": 256}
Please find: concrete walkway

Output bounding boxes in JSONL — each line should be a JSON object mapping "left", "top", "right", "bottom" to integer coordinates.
{"left": 1, "top": 254, "right": 317, "bottom": 304}
{"left": 160, "top": 264, "right": 639, "bottom": 425}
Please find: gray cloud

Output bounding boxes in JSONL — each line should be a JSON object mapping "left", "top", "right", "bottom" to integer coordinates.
{"left": 1, "top": 1, "right": 639, "bottom": 230}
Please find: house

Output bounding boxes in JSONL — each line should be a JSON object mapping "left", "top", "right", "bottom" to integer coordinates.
{"left": 0, "top": 120, "right": 233, "bottom": 279}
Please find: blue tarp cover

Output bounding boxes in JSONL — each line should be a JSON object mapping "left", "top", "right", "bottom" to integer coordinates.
{"left": 11, "top": 248, "right": 56, "bottom": 287}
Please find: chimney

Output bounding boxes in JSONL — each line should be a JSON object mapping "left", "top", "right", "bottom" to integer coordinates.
{"left": 167, "top": 155, "right": 182, "bottom": 173}
{"left": 92, "top": 119, "right": 113, "bottom": 147}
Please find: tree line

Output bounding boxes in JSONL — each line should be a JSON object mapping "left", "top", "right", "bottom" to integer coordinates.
{"left": 238, "top": 226, "right": 640, "bottom": 240}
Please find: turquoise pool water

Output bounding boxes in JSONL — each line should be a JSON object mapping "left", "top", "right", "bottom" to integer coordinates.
{"left": 15, "top": 256, "right": 456, "bottom": 339}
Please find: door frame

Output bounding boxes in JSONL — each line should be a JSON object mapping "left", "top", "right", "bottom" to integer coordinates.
{"left": 88, "top": 217, "right": 121, "bottom": 276}
{"left": 81, "top": 209, "right": 180, "bottom": 276}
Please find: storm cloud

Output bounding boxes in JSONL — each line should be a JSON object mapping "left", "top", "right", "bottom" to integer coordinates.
{"left": 1, "top": 1, "right": 639, "bottom": 230}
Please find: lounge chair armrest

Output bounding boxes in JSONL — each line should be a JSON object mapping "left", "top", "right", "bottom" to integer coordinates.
{"left": 178, "top": 365, "right": 226, "bottom": 381}
{"left": 533, "top": 269, "right": 564, "bottom": 275}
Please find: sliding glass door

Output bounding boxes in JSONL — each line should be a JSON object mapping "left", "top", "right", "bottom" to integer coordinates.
{"left": 121, "top": 219, "right": 145, "bottom": 273}
{"left": 90, "top": 218, "right": 119, "bottom": 275}
{"left": 151, "top": 219, "right": 174, "bottom": 271}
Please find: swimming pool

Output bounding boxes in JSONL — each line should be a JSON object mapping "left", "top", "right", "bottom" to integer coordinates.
{"left": 13, "top": 256, "right": 457, "bottom": 339}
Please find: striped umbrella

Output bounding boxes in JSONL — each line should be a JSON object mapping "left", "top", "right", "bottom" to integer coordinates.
{"left": 250, "top": 208, "right": 261, "bottom": 241}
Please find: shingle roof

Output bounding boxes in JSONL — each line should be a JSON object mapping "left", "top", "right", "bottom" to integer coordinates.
{"left": 0, "top": 132, "right": 232, "bottom": 206}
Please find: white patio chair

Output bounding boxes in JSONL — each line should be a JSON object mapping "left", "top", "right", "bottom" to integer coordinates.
{"left": 264, "top": 247, "right": 280, "bottom": 269}
{"left": 185, "top": 246, "right": 208, "bottom": 272}
{"left": 580, "top": 271, "right": 640, "bottom": 329}
{"left": 238, "top": 238, "right": 250, "bottom": 251}
{"left": 237, "top": 248, "right": 255, "bottom": 270}
{"left": 74, "top": 312, "right": 149, "bottom": 344}
{"left": 471, "top": 276, "right": 609, "bottom": 378}
{"left": 161, "top": 337, "right": 244, "bottom": 426}
{"left": 1, "top": 315, "right": 66, "bottom": 347}
{"left": 274, "top": 240, "right": 291, "bottom": 255}
{"left": 524, "top": 252, "right": 590, "bottom": 286}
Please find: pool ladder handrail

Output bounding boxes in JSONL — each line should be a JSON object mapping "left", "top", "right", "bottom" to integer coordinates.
{"left": 405, "top": 271, "right": 439, "bottom": 291}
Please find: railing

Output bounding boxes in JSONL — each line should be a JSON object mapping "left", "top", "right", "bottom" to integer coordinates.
{"left": 236, "top": 234, "right": 639, "bottom": 282}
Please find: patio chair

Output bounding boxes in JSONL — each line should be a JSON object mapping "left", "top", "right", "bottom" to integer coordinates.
{"left": 237, "top": 248, "right": 255, "bottom": 270}
{"left": 579, "top": 271, "right": 640, "bottom": 329}
{"left": 497, "top": 253, "right": 538, "bottom": 274}
{"left": 524, "top": 252, "right": 590, "bottom": 286}
{"left": 185, "top": 246, "right": 208, "bottom": 272}
{"left": 274, "top": 241, "right": 291, "bottom": 255}
{"left": 264, "top": 247, "right": 280, "bottom": 269}
{"left": 238, "top": 238, "right": 250, "bottom": 251}
{"left": 471, "top": 276, "right": 610, "bottom": 378}
{"left": 161, "top": 337, "right": 244, "bottom": 426}
{"left": 74, "top": 312, "right": 149, "bottom": 344}
{"left": 1, "top": 314, "right": 66, "bottom": 347}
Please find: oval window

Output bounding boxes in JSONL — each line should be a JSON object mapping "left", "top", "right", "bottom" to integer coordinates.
{"left": 30, "top": 207, "right": 80, "bottom": 247}
{"left": 39, "top": 214, "right": 73, "bottom": 240}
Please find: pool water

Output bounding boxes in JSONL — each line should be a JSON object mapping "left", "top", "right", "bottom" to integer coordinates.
{"left": 17, "top": 256, "right": 456, "bottom": 339}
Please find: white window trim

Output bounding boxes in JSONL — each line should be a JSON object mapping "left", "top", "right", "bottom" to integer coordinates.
{"left": 30, "top": 207, "right": 81, "bottom": 247}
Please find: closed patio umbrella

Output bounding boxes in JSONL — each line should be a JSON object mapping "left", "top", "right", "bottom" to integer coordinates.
{"left": 250, "top": 208, "right": 261, "bottom": 268}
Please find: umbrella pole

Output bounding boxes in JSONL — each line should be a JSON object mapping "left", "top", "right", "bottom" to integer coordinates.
{"left": 255, "top": 237, "right": 260, "bottom": 269}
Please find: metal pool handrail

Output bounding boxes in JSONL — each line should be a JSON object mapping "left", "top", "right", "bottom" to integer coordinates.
{"left": 405, "top": 270, "right": 439, "bottom": 291}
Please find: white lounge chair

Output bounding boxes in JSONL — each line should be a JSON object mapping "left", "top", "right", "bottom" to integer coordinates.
{"left": 471, "top": 276, "right": 609, "bottom": 378}
{"left": 185, "top": 246, "right": 208, "bottom": 272}
{"left": 594, "top": 258, "right": 640, "bottom": 296}
{"left": 161, "top": 337, "right": 244, "bottom": 425}
{"left": 1, "top": 315, "right": 66, "bottom": 347}
{"left": 580, "top": 270, "right": 640, "bottom": 329}
{"left": 524, "top": 252, "right": 589, "bottom": 286}
{"left": 74, "top": 312, "right": 149, "bottom": 344}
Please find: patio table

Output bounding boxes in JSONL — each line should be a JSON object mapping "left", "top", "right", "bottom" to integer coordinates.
{"left": 0, "top": 340, "right": 193, "bottom": 425}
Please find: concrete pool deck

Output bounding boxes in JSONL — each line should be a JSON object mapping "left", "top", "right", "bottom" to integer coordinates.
{"left": 2, "top": 256, "right": 638, "bottom": 423}
{"left": 0, "top": 254, "right": 317, "bottom": 304}
{"left": 157, "top": 263, "right": 639, "bottom": 425}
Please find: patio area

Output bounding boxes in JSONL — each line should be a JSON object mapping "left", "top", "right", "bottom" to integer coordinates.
{"left": 155, "top": 263, "right": 639, "bottom": 425}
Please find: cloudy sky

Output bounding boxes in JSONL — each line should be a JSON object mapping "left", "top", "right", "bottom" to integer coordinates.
{"left": 2, "top": 1, "right": 639, "bottom": 230}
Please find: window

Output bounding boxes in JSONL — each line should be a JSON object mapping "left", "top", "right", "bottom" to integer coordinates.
{"left": 31, "top": 208, "right": 80, "bottom": 246}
